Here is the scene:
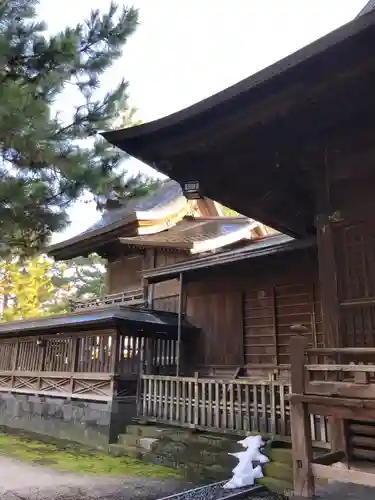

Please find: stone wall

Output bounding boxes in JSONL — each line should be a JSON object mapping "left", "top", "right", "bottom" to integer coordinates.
{"left": 109, "top": 424, "right": 294, "bottom": 493}
{"left": 0, "top": 393, "right": 137, "bottom": 449}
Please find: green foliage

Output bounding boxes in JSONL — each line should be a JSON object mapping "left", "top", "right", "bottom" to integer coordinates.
{"left": 54, "top": 254, "right": 107, "bottom": 301}
{"left": 0, "top": 0, "right": 154, "bottom": 257}
{"left": 0, "top": 254, "right": 110, "bottom": 321}
{"left": 0, "top": 431, "right": 183, "bottom": 478}
{"left": 0, "top": 255, "right": 58, "bottom": 321}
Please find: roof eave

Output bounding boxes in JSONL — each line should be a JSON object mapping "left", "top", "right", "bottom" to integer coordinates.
{"left": 47, "top": 213, "right": 137, "bottom": 260}
{"left": 119, "top": 237, "right": 193, "bottom": 251}
{"left": 143, "top": 236, "right": 316, "bottom": 283}
{"left": 102, "top": 10, "right": 375, "bottom": 148}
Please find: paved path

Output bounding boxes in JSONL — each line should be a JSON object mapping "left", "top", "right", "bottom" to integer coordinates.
{"left": 0, "top": 456, "right": 185, "bottom": 500}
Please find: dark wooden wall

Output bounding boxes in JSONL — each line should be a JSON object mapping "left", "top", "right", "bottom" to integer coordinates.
{"left": 152, "top": 250, "right": 187, "bottom": 308}
{"left": 106, "top": 248, "right": 188, "bottom": 310}
{"left": 183, "top": 248, "right": 321, "bottom": 372}
{"left": 107, "top": 254, "right": 143, "bottom": 293}
{"left": 185, "top": 289, "right": 243, "bottom": 367}
{"left": 328, "top": 174, "right": 375, "bottom": 348}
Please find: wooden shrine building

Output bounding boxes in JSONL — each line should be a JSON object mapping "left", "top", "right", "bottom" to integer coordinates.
{"left": 0, "top": 178, "right": 273, "bottom": 449}
{"left": 103, "top": 3, "right": 375, "bottom": 496}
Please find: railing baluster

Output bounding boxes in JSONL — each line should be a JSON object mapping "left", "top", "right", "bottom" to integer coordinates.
{"left": 208, "top": 382, "right": 212, "bottom": 427}
{"left": 252, "top": 385, "right": 258, "bottom": 432}
{"left": 215, "top": 382, "right": 220, "bottom": 429}
{"left": 138, "top": 374, "right": 330, "bottom": 448}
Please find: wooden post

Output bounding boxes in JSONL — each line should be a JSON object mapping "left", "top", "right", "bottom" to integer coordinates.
{"left": 144, "top": 338, "right": 154, "bottom": 375}
{"left": 329, "top": 417, "right": 348, "bottom": 464}
{"left": 70, "top": 336, "right": 79, "bottom": 394}
{"left": 316, "top": 214, "right": 340, "bottom": 348}
{"left": 176, "top": 272, "right": 184, "bottom": 376}
{"left": 290, "top": 335, "right": 315, "bottom": 498}
{"left": 149, "top": 249, "right": 157, "bottom": 308}
{"left": 111, "top": 329, "right": 121, "bottom": 376}
{"left": 143, "top": 278, "right": 150, "bottom": 308}
{"left": 11, "top": 340, "right": 20, "bottom": 390}
{"left": 194, "top": 371, "right": 199, "bottom": 427}
{"left": 11, "top": 340, "right": 20, "bottom": 372}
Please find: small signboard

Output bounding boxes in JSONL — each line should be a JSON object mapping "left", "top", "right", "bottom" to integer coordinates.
{"left": 182, "top": 181, "right": 202, "bottom": 200}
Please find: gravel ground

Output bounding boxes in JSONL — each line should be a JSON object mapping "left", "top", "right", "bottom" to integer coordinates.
{"left": 1, "top": 456, "right": 375, "bottom": 500}
{"left": 0, "top": 456, "right": 186, "bottom": 500}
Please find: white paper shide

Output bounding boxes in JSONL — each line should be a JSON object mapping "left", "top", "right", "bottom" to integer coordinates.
{"left": 223, "top": 435, "right": 269, "bottom": 489}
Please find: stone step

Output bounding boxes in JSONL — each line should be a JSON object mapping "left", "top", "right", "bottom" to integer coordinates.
{"left": 118, "top": 433, "right": 140, "bottom": 446}
{"left": 150, "top": 440, "right": 237, "bottom": 468}
{"left": 119, "top": 433, "right": 159, "bottom": 452}
{"left": 127, "top": 424, "right": 242, "bottom": 452}
{"left": 265, "top": 447, "right": 293, "bottom": 465}
{"left": 108, "top": 443, "right": 143, "bottom": 459}
{"left": 257, "top": 476, "right": 293, "bottom": 495}
{"left": 126, "top": 424, "right": 167, "bottom": 439}
{"left": 263, "top": 461, "right": 293, "bottom": 481}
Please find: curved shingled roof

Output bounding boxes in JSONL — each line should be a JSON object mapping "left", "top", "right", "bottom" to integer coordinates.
{"left": 88, "top": 180, "right": 184, "bottom": 232}
{"left": 48, "top": 179, "right": 190, "bottom": 260}
{"left": 0, "top": 305, "right": 197, "bottom": 338}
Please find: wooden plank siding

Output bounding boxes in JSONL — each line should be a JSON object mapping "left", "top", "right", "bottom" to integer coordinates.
{"left": 106, "top": 248, "right": 188, "bottom": 308}
{"left": 183, "top": 248, "right": 321, "bottom": 375}
{"left": 107, "top": 254, "right": 144, "bottom": 293}
{"left": 334, "top": 220, "right": 375, "bottom": 348}
{"left": 185, "top": 291, "right": 244, "bottom": 367}
{"left": 329, "top": 174, "right": 375, "bottom": 349}
{"left": 243, "top": 282, "right": 322, "bottom": 367}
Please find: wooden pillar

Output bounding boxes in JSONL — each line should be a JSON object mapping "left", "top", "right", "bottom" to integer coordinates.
{"left": 290, "top": 335, "right": 315, "bottom": 498}
{"left": 149, "top": 249, "right": 157, "bottom": 308}
{"left": 316, "top": 214, "right": 340, "bottom": 348}
{"left": 70, "top": 336, "right": 79, "bottom": 394}
{"left": 176, "top": 272, "right": 184, "bottom": 376}
{"left": 143, "top": 278, "right": 150, "bottom": 308}
{"left": 111, "top": 328, "right": 122, "bottom": 377}
{"left": 144, "top": 337, "right": 154, "bottom": 375}
{"left": 11, "top": 339, "right": 20, "bottom": 372}
{"left": 108, "top": 328, "right": 123, "bottom": 444}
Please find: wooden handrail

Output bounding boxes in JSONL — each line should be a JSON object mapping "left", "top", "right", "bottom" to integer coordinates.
{"left": 70, "top": 287, "right": 144, "bottom": 311}
{"left": 307, "top": 347, "right": 375, "bottom": 355}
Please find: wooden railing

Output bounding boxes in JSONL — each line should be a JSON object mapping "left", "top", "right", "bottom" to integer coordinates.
{"left": 70, "top": 287, "right": 144, "bottom": 312}
{"left": 303, "top": 347, "right": 375, "bottom": 398}
{"left": 289, "top": 338, "right": 375, "bottom": 497}
{"left": 139, "top": 374, "right": 329, "bottom": 448}
{"left": 0, "top": 332, "right": 178, "bottom": 401}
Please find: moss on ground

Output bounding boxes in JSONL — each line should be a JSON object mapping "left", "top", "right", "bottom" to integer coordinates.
{"left": 0, "top": 432, "right": 183, "bottom": 479}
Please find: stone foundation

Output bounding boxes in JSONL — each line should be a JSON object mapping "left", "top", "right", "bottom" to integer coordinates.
{"left": 0, "top": 392, "right": 137, "bottom": 449}
{"left": 109, "top": 424, "right": 294, "bottom": 493}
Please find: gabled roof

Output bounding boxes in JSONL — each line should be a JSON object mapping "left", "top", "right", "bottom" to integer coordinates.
{"left": 0, "top": 306, "right": 197, "bottom": 339}
{"left": 119, "top": 216, "right": 260, "bottom": 253}
{"left": 103, "top": 8, "right": 375, "bottom": 237}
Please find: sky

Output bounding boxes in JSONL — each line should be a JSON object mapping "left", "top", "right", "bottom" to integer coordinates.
{"left": 38, "top": 0, "right": 368, "bottom": 242}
